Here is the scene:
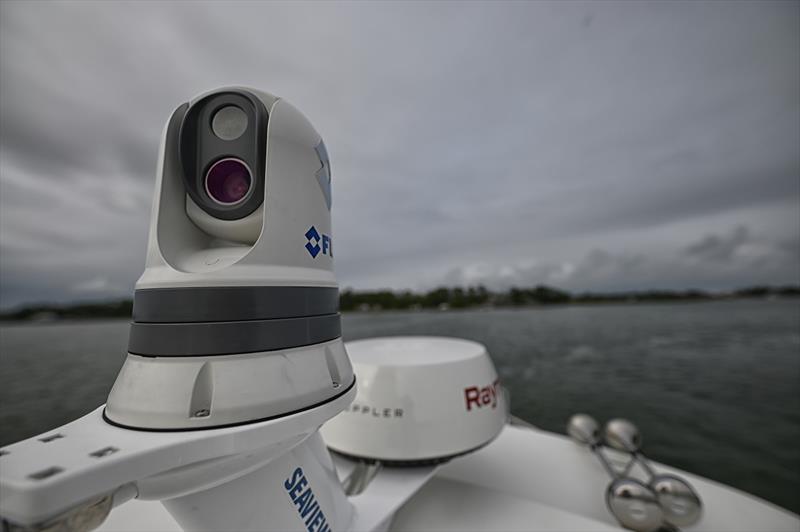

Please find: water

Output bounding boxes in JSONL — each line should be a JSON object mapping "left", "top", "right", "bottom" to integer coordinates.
{"left": 1, "top": 300, "right": 798, "bottom": 513}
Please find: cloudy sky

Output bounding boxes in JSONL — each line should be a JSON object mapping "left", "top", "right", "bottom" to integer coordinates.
{"left": 0, "top": 1, "right": 798, "bottom": 309}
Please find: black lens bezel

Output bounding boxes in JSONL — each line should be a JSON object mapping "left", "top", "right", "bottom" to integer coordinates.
{"left": 204, "top": 157, "right": 254, "bottom": 206}
{"left": 178, "top": 90, "right": 268, "bottom": 220}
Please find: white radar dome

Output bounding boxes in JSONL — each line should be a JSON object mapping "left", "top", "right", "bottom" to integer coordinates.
{"left": 321, "top": 336, "right": 508, "bottom": 464}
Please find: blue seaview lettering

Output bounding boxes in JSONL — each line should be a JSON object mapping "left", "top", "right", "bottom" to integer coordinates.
{"left": 284, "top": 467, "right": 332, "bottom": 532}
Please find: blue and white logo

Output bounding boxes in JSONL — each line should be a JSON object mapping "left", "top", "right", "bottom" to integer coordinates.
{"left": 305, "top": 226, "right": 331, "bottom": 258}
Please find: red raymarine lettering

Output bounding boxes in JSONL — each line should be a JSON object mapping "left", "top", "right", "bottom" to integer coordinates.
{"left": 465, "top": 380, "right": 500, "bottom": 411}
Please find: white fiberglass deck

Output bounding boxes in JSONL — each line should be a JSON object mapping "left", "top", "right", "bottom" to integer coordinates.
{"left": 99, "top": 423, "right": 799, "bottom": 532}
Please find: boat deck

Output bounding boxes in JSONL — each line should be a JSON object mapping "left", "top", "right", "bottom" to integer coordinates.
{"left": 99, "top": 423, "right": 799, "bottom": 531}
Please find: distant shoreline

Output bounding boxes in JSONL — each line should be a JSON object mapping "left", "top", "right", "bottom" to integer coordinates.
{"left": 1, "top": 285, "right": 797, "bottom": 322}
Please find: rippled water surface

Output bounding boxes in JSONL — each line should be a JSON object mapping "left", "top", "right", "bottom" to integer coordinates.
{"left": 1, "top": 299, "right": 798, "bottom": 512}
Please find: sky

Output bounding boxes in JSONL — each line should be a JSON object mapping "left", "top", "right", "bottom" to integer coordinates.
{"left": 0, "top": 1, "right": 798, "bottom": 309}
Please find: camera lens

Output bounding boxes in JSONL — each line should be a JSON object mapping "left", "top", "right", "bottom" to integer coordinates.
{"left": 212, "top": 105, "right": 248, "bottom": 141}
{"left": 205, "top": 158, "right": 252, "bottom": 205}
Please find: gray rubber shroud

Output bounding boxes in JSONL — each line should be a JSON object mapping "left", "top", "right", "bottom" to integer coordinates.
{"left": 133, "top": 286, "right": 340, "bottom": 323}
{"left": 129, "top": 313, "right": 342, "bottom": 357}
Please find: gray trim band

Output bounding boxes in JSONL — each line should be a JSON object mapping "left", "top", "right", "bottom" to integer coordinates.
{"left": 133, "top": 286, "right": 339, "bottom": 323}
{"left": 128, "top": 313, "right": 341, "bottom": 356}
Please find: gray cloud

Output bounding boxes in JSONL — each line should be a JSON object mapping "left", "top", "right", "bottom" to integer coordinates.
{"left": 1, "top": 1, "right": 799, "bottom": 309}
{"left": 685, "top": 226, "right": 752, "bottom": 263}
{"left": 441, "top": 225, "right": 799, "bottom": 293}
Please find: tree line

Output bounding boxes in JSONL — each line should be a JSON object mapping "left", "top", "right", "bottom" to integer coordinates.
{"left": 339, "top": 285, "right": 800, "bottom": 311}
{"left": 4, "top": 284, "right": 798, "bottom": 321}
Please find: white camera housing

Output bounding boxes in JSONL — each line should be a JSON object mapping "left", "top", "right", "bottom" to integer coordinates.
{"left": 105, "top": 87, "right": 352, "bottom": 430}
{"left": 139, "top": 87, "right": 334, "bottom": 287}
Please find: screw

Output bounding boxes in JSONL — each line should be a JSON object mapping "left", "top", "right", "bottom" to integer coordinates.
{"left": 193, "top": 409, "right": 210, "bottom": 418}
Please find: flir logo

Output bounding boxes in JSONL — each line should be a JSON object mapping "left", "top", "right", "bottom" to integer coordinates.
{"left": 305, "top": 226, "right": 332, "bottom": 258}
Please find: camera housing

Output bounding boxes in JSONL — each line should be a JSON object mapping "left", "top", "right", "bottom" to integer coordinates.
{"left": 105, "top": 87, "right": 352, "bottom": 430}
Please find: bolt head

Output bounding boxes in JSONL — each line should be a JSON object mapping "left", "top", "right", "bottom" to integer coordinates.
{"left": 567, "top": 413, "right": 600, "bottom": 446}
{"left": 606, "top": 477, "right": 664, "bottom": 532}
{"left": 605, "top": 418, "right": 642, "bottom": 452}
{"left": 651, "top": 474, "right": 702, "bottom": 526}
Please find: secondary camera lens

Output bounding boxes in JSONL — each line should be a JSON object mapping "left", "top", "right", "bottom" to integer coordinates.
{"left": 212, "top": 105, "right": 248, "bottom": 140}
{"left": 205, "top": 158, "right": 252, "bottom": 205}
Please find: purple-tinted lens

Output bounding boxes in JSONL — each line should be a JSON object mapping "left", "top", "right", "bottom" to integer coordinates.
{"left": 205, "top": 158, "right": 252, "bottom": 205}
